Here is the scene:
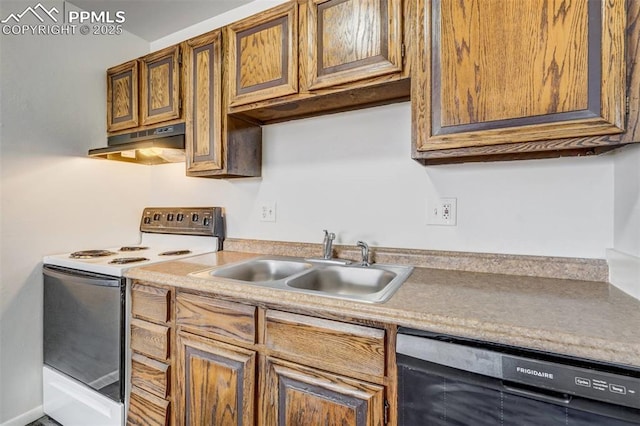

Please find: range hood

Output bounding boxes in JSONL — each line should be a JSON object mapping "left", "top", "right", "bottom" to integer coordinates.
{"left": 89, "top": 123, "right": 186, "bottom": 165}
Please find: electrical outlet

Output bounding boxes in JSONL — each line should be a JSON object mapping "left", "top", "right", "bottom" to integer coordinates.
{"left": 427, "top": 198, "right": 457, "bottom": 226}
{"left": 260, "top": 202, "right": 276, "bottom": 222}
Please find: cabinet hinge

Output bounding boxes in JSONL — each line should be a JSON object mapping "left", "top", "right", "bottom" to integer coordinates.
{"left": 179, "top": 98, "right": 182, "bottom": 110}
{"left": 401, "top": 43, "right": 406, "bottom": 58}
{"left": 626, "top": 96, "right": 630, "bottom": 115}
{"left": 384, "top": 399, "right": 390, "bottom": 425}
{"left": 178, "top": 53, "right": 182, "bottom": 65}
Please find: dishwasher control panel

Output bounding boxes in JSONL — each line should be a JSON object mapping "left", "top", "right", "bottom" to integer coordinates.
{"left": 503, "top": 356, "right": 640, "bottom": 409}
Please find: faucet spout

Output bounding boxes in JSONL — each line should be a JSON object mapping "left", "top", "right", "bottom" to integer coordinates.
{"left": 356, "top": 241, "right": 370, "bottom": 267}
{"left": 322, "top": 230, "right": 335, "bottom": 260}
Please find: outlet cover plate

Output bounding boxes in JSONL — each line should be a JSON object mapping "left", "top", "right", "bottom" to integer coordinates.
{"left": 427, "top": 198, "right": 457, "bottom": 226}
{"left": 260, "top": 202, "right": 276, "bottom": 222}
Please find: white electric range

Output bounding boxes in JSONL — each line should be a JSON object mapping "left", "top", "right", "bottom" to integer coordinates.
{"left": 42, "top": 207, "right": 224, "bottom": 426}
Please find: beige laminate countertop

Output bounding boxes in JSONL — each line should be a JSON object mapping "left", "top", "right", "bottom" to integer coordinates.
{"left": 125, "top": 250, "right": 640, "bottom": 369}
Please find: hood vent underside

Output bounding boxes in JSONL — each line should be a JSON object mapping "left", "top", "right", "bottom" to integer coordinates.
{"left": 89, "top": 123, "right": 186, "bottom": 165}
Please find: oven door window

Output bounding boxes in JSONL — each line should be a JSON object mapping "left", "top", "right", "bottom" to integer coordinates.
{"left": 398, "top": 355, "right": 640, "bottom": 426}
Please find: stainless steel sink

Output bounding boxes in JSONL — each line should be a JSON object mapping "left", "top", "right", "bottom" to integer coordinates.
{"left": 208, "top": 258, "right": 312, "bottom": 282}
{"left": 189, "top": 256, "right": 413, "bottom": 304}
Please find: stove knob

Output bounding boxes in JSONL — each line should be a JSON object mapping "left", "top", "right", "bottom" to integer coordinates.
{"left": 203, "top": 217, "right": 210, "bottom": 226}
{"left": 143, "top": 217, "right": 152, "bottom": 224}
{"left": 192, "top": 213, "right": 199, "bottom": 222}
{"left": 153, "top": 213, "right": 161, "bottom": 221}
{"left": 177, "top": 213, "right": 184, "bottom": 222}
{"left": 167, "top": 213, "right": 175, "bottom": 221}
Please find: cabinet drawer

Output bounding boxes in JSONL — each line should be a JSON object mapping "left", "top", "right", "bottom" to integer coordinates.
{"left": 131, "top": 283, "right": 171, "bottom": 323}
{"left": 127, "top": 386, "right": 170, "bottom": 426}
{"left": 176, "top": 292, "right": 256, "bottom": 344}
{"left": 265, "top": 310, "right": 385, "bottom": 379}
{"left": 131, "top": 353, "right": 170, "bottom": 398}
{"left": 131, "top": 318, "right": 170, "bottom": 361}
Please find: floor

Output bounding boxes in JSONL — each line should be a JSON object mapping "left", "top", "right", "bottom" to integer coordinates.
{"left": 26, "top": 415, "right": 62, "bottom": 426}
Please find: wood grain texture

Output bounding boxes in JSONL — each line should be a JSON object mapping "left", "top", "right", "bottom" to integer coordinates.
{"left": 624, "top": 0, "right": 640, "bottom": 143}
{"left": 128, "top": 386, "right": 170, "bottom": 426}
{"left": 265, "top": 310, "right": 386, "bottom": 382}
{"left": 176, "top": 291, "right": 257, "bottom": 344}
{"left": 261, "top": 357, "right": 384, "bottom": 426}
{"left": 132, "top": 353, "right": 171, "bottom": 399}
{"left": 141, "top": 44, "right": 181, "bottom": 126}
{"left": 183, "top": 30, "right": 224, "bottom": 174}
{"left": 227, "top": 2, "right": 298, "bottom": 107}
{"left": 107, "top": 60, "right": 138, "bottom": 132}
{"left": 132, "top": 283, "right": 171, "bottom": 323}
{"left": 412, "top": 0, "right": 627, "bottom": 156}
{"left": 131, "top": 318, "right": 171, "bottom": 361}
{"left": 176, "top": 331, "right": 256, "bottom": 426}
{"left": 305, "top": 0, "right": 402, "bottom": 90}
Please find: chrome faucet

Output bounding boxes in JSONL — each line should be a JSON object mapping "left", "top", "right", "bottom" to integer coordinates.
{"left": 322, "top": 230, "right": 335, "bottom": 259}
{"left": 356, "top": 241, "right": 370, "bottom": 267}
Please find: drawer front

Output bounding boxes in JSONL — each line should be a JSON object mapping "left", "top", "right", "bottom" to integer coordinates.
{"left": 265, "top": 310, "right": 385, "bottom": 379}
{"left": 127, "top": 386, "right": 170, "bottom": 426}
{"left": 131, "top": 318, "right": 170, "bottom": 361}
{"left": 131, "top": 283, "right": 171, "bottom": 323}
{"left": 176, "top": 292, "right": 256, "bottom": 344}
{"left": 131, "top": 353, "right": 170, "bottom": 398}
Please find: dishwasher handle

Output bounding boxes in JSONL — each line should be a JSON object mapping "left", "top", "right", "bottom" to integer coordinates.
{"left": 503, "top": 383, "right": 572, "bottom": 405}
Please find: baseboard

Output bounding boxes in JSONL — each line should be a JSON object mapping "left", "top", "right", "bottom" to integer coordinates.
{"left": 607, "top": 248, "right": 640, "bottom": 300}
{"left": 0, "top": 405, "right": 44, "bottom": 426}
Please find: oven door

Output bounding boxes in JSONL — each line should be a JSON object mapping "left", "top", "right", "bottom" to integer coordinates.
{"left": 43, "top": 265, "right": 125, "bottom": 402}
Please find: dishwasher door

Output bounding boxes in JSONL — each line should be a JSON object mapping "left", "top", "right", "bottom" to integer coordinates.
{"left": 397, "top": 330, "right": 640, "bottom": 426}
{"left": 43, "top": 265, "right": 125, "bottom": 402}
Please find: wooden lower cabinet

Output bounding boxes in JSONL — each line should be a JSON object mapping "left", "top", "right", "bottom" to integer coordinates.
{"left": 261, "top": 357, "right": 385, "bottom": 426}
{"left": 175, "top": 331, "right": 256, "bottom": 426}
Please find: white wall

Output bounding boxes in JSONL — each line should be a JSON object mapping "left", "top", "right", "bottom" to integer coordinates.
{"left": 608, "top": 144, "right": 640, "bottom": 299}
{"left": 0, "top": 5, "right": 150, "bottom": 423}
{"left": 149, "top": 102, "right": 614, "bottom": 258}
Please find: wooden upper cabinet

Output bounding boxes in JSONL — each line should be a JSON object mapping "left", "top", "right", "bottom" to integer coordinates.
{"left": 304, "top": 0, "right": 403, "bottom": 91}
{"left": 414, "top": 0, "right": 626, "bottom": 154}
{"left": 141, "top": 45, "right": 181, "bottom": 126}
{"left": 107, "top": 60, "right": 138, "bottom": 132}
{"left": 227, "top": 2, "right": 298, "bottom": 106}
{"left": 183, "top": 30, "right": 224, "bottom": 173}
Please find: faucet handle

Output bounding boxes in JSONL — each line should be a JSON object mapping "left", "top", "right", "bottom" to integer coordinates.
{"left": 356, "top": 241, "right": 370, "bottom": 267}
{"left": 323, "top": 229, "right": 335, "bottom": 240}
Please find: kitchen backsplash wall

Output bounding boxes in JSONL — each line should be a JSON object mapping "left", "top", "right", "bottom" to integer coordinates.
{"left": 149, "top": 102, "right": 615, "bottom": 259}
{"left": 0, "top": 6, "right": 151, "bottom": 423}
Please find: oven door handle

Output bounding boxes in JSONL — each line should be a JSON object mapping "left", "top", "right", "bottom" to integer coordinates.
{"left": 43, "top": 265, "right": 121, "bottom": 287}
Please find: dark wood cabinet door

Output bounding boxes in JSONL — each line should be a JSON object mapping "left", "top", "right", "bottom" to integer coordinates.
{"left": 227, "top": 2, "right": 298, "bottom": 107}
{"left": 107, "top": 60, "right": 138, "bottom": 132}
{"left": 176, "top": 331, "right": 255, "bottom": 426}
{"left": 183, "top": 30, "right": 224, "bottom": 173}
{"left": 304, "top": 0, "right": 403, "bottom": 91}
{"left": 414, "top": 0, "right": 626, "bottom": 155}
{"left": 141, "top": 45, "right": 181, "bottom": 126}
{"left": 262, "top": 357, "right": 385, "bottom": 426}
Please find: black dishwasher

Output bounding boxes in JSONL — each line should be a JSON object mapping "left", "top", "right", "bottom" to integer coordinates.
{"left": 397, "top": 329, "right": 640, "bottom": 425}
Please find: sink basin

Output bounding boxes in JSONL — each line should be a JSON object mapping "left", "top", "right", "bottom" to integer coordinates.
{"left": 286, "top": 265, "right": 395, "bottom": 295}
{"left": 189, "top": 256, "right": 413, "bottom": 303}
{"left": 208, "top": 258, "right": 312, "bottom": 282}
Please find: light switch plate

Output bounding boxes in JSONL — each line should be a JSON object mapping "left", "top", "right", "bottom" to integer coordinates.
{"left": 260, "top": 202, "right": 276, "bottom": 222}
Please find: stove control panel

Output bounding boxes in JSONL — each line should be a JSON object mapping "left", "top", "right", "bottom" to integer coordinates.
{"left": 140, "top": 207, "right": 224, "bottom": 238}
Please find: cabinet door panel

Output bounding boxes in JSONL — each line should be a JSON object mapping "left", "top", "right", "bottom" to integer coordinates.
{"left": 176, "top": 332, "right": 255, "bottom": 426}
{"left": 262, "top": 357, "right": 384, "bottom": 426}
{"left": 306, "top": 0, "right": 402, "bottom": 90}
{"left": 107, "top": 60, "right": 138, "bottom": 132}
{"left": 141, "top": 45, "right": 181, "bottom": 126}
{"left": 228, "top": 2, "right": 298, "bottom": 106}
{"left": 414, "top": 0, "right": 625, "bottom": 152}
{"left": 184, "top": 31, "right": 224, "bottom": 173}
